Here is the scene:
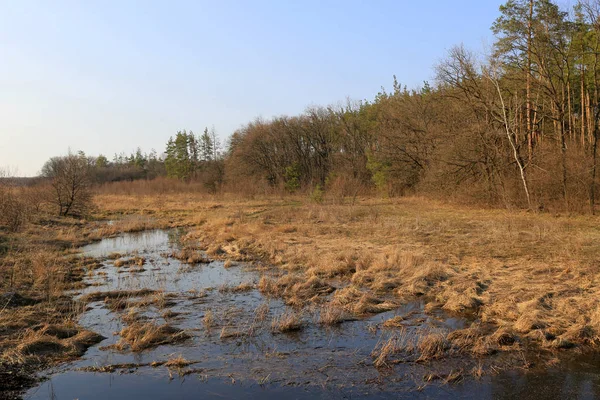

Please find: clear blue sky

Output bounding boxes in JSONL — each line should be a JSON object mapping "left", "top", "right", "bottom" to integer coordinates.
{"left": 0, "top": 0, "right": 503, "bottom": 176}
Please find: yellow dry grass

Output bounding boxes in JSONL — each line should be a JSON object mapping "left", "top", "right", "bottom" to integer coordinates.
{"left": 116, "top": 322, "right": 189, "bottom": 352}
{"left": 92, "top": 193, "right": 600, "bottom": 352}
{"left": 202, "top": 310, "right": 215, "bottom": 328}
{"left": 271, "top": 310, "right": 303, "bottom": 333}
{"left": 317, "top": 303, "right": 355, "bottom": 325}
{"left": 164, "top": 354, "right": 193, "bottom": 368}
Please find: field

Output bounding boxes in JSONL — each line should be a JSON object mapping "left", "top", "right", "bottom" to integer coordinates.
{"left": 96, "top": 193, "right": 600, "bottom": 351}
{"left": 3, "top": 193, "right": 600, "bottom": 398}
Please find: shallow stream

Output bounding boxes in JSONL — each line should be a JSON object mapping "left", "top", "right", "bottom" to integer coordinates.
{"left": 24, "top": 230, "right": 600, "bottom": 399}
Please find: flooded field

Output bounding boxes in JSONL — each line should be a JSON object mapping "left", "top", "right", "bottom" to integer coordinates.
{"left": 24, "top": 230, "right": 600, "bottom": 399}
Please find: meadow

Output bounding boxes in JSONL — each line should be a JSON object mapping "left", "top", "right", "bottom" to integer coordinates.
{"left": 3, "top": 188, "right": 600, "bottom": 398}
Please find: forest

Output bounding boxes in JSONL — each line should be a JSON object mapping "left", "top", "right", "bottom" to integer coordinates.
{"left": 24, "top": 0, "right": 598, "bottom": 215}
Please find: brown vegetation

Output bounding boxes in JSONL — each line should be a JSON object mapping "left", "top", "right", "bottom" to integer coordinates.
{"left": 164, "top": 354, "right": 194, "bottom": 369}
{"left": 90, "top": 192, "right": 600, "bottom": 360}
{"left": 4, "top": 161, "right": 600, "bottom": 395}
{"left": 317, "top": 304, "right": 355, "bottom": 325}
{"left": 115, "top": 322, "right": 190, "bottom": 352}
{"left": 0, "top": 191, "right": 179, "bottom": 397}
{"left": 271, "top": 310, "right": 303, "bottom": 333}
{"left": 202, "top": 310, "right": 215, "bottom": 328}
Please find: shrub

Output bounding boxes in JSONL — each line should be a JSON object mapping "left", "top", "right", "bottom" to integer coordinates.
{"left": 284, "top": 164, "right": 301, "bottom": 193}
{"left": 310, "top": 184, "right": 324, "bottom": 203}
{"left": 0, "top": 187, "right": 25, "bottom": 232}
{"left": 42, "top": 152, "right": 93, "bottom": 217}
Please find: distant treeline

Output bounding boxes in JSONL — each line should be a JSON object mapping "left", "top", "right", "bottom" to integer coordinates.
{"left": 58, "top": 127, "right": 224, "bottom": 192}
{"left": 38, "top": 1, "right": 600, "bottom": 213}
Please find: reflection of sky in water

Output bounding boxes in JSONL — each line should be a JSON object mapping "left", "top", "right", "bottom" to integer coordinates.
{"left": 25, "top": 230, "right": 600, "bottom": 400}
{"left": 80, "top": 230, "right": 180, "bottom": 258}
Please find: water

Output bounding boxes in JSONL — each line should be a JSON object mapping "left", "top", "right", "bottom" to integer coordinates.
{"left": 24, "top": 230, "right": 600, "bottom": 399}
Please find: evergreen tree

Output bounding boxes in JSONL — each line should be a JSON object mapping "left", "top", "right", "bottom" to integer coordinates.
{"left": 165, "top": 131, "right": 193, "bottom": 179}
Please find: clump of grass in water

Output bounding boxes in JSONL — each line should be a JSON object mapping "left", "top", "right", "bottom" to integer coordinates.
{"left": 372, "top": 336, "right": 399, "bottom": 369}
{"left": 113, "top": 256, "right": 145, "bottom": 268}
{"left": 116, "top": 322, "right": 189, "bottom": 352}
{"left": 417, "top": 330, "right": 449, "bottom": 361}
{"left": 218, "top": 281, "right": 254, "bottom": 293}
{"left": 317, "top": 304, "right": 355, "bottom": 325}
{"left": 271, "top": 311, "right": 303, "bottom": 333}
{"left": 471, "top": 362, "right": 484, "bottom": 379}
{"left": 105, "top": 298, "right": 131, "bottom": 312}
{"left": 164, "top": 354, "right": 193, "bottom": 368}
{"left": 172, "top": 247, "right": 210, "bottom": 264}
{"left": 81, "top": 289, "right": 156, "bottom": 303}
{"left": 371, "top": 329, "right": 414, "bottom": 368}
{"left": 253, "top": 302, "right": 270, "bottom": 323}
{"left": 13, "top": 326, "right": 105, "bottom": 360}
{"left": 219, "top": 327, "right": 247, "bottom": 339}
{"left": 203, "top": 311, "right": 214, "bottom": 328}
{"left": 423, "top": 369, "right": 463, "bottom": 385}
{"left": 332, "top": 286, "right": 397, "bottom": 315}
{"left": 382, "top": 315, "right": 405, "bottom": 328}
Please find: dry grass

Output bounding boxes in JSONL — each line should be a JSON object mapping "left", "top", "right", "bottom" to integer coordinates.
{"left": 258, "top": 274, "right": 333, "bottom": 307}
{"left": 164, "top": 354, "right": 193, "bottom": 368}
{"left": 382, "top": 315, "right": 405, "bottom": 328}
{"left": 114, "top": 256, "right": 145, "bottom": 268}
{"left": 371, "top": 330, "right": 413, "bottom": 368}
{"left": 417, "top": 331, "right": 449, "bottom": 361}
{"left": 16, "top": 334, "right": 68, "bottom": 357}
{"left": 88, "top": 216, "right": 165, "bottom": 240}
{"left": 219, "top": 327, "right": 247, "bottom": 339}
{"left": 253, "top": 302, "right": 270, "bottom": 323}
{"left": 11, "top": 326, "right": 105, "bottom": 360}
{"left": 372, "top": 336, "right": 399, "bottom": 369}
{"left": 81, "top": 289, "right": 156, "bottom": 303}
{"left": 317, "top": 304, "right": 355, "bottom": 325}
{"left": 219, "top": 281, "right": 254, "bottom": 293}
{"left": 271, "top": 311, "right": 303, "bottom": 333}
{"left": 0, "top": 197, "right": 186, "bottom": 396}
{"left": 172, "top": 248, "right": 210, "bottom": 264}
{"left": 202, "top": 310, "right": 214, "bottom": 328}
{"left": 116, "top": 322, "right": 189, "bottom": 352}
{"left": 89, "top": 193, "right": 600, "bottom": 354}
{"left": 332, "top": 286, "right": 397, "bottom": 315}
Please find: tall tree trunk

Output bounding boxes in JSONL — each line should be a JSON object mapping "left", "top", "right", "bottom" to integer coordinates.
{"left": 581, "top": 65, "right": 586, "bottom": 147}
{"left": 526, "top": 0, "right": 534, "bottom": 164}
{"left": 567, "top": 80, "right": 573, "bottom": 142}
{"left": 559, "top": 109, "right": 568, "bottom": 209}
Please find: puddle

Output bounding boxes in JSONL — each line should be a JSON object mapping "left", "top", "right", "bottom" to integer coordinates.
{"left": 24, "top": 230, "right": 600, "bottom": 399}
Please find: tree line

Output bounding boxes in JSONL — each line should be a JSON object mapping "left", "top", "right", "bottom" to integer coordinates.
{"left": 16, "top": 0, "right": 600, "bottom": 222}
{"left": 226, "top": 0, "right": 600, "bottom": 213}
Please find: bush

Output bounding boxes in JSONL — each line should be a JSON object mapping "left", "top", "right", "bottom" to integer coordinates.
{"left": 0, "top": 188, "right": 26, "bottom": 232}
{"left": 310, "top": 184, "right": 324, "bottom": 204}
{"left": 42, "top": 153, "right": 93, "bottom": 217}
{"left": 284, "top": 164, "right": 301, "bottom": 193}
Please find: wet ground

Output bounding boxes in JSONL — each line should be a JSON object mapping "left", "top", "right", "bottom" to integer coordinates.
{"left": 24, "top": 230, "right": 600, "bottom": 399}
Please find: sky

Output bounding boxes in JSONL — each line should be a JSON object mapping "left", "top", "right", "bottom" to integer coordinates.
{"left": 0, "top": 0, "right": 503, "bottom": 176}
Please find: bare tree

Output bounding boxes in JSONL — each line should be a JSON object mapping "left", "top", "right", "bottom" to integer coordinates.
{"left": 486, "top": 66, "right": 533, "bottom": 210}
{"left": 42, "top": 152, "right": 93, "bottom": 217}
